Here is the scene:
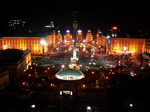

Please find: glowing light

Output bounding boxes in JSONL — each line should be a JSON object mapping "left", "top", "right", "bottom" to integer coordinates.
{"left": 61, "top": 65, "right": 65, "bottom": 68}
{"left": 70, "top": 91, "right": 73, "bottom": 95}
{"left": 31, "top": 104, "right": 35, "bottom": 108}
{"left": 3, "top": 45, "right": 7, "bottom": 50}
{"left": 40, "top": 39, "right": 47, "bottom": 45}
{"left": 106, "top": 35, "right": 110, "bottom": 38}
{"left": 123, "top": 47, "right": 127, "bottom": 51}
{"left": 99, "top": 31, "right": 103, "bottom": 34}
{"left": 66, "top": 30, "right": 70, "bottom": 33}
{"left": 77, "top": 29, "right": 82, "bottom": 33}
{"left": 82, "top": 84, "right": 86, "bottom": 88}
{"left": 87, "top": 30, "right": 91, "bottom": 33}
{"left": 130, "top": 104, "right": 133, "bottom": 107}
{"left": 55, "top": 69, "right": 85, "bottom": 81}
{"left": 106, "top": 76, "right": 109, "bottom": 80}
{"left": 50, "top": 83, "right": 55, "bottom": 87}
{"left": 87, "top": 106, "right": 92, "bottom": 110}
{"left": 130, "top": 71, "right": 135, "bottom": 76}
{"left": 92, "top": 71, "right": 95, "bottom": 74}
{"left": 22, "top": 82, "right": 26, "bottom": 85}
{"left": 60, "top": 91, "right": 62, "bottom": 95}
{"left": 112, "top": 26, "right": 118, "bottom": 30}
{"left": 45, "top": 25, "right": 51, "bottom": 28}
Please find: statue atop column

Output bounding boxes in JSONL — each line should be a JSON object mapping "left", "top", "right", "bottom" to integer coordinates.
{"left": 68, "top": 11, "right": 80, "bottom": 70}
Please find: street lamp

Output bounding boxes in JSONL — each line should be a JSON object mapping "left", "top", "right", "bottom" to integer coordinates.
{"left": 61, "top": 64, "right": 65, "bottom": 69}
{"left": 31, "top": 104, "right": 36, "bottom": 109}
{"left": 31, "top": 104, "right": 36, "bottom": 112}
{"left": 3, "top": 45, "right": 7, "bottom": 50}
{"left": 129, "top": 103, "right": 133, "bottom": 108}
{"left": 123, "top": 47, "right": 127, "bottom": 54}
{"left": 40, "top": 39, "right": 47, "bottom": 53}
{"left": 106, "top": 35, "right": 110, "bottom": 55}
{"left": 86, "top": 106, "right": 92, "bottom": 112}
{"left": 106, "top": 35, "right": 110, "bottom": 38}
{"left": 129, "top": 103, "right": 133, "bottom": 112}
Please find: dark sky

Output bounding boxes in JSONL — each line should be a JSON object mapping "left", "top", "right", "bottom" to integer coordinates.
{"left": 0, "top": 0, "right": 150, "bottom": 34}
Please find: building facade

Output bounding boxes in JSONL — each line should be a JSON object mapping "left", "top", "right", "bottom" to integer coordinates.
{"left": 0, "top": 30, "right": 148, "bottom": 55}
{"left": 106, "top": 38, "right": 146, "bottom": 54}
{"left": 86, "top": 30, "right": 93, "bottom": 42}
{"left": 0, "top": 49, "right": 31, "bottom": 82}
{"left": 0, "top": 36, "right": 50, "bottom": 54}
{"left": 144, "top": 39, "right": 150, "bottom": 53}
{"left": 0, "top": 70, "right": 9, "bottom": 89}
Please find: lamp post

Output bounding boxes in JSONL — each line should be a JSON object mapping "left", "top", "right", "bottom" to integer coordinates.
{"left": 123, "top": 47, "right": 127, "bottom": 54}
{"left": 129, "top": 103, "right": 133, "bottom": 112}
{"left": 31, "top": 104, "right": 36, "bottom": 112}
{"left": 86, "top": 106, "right": 92, "bottom": 112}
{"left": 40, "top": 39, "right": 47, "bottom": 54}
{"left": 106, "top": 35, "right": 110, "bottom": 55}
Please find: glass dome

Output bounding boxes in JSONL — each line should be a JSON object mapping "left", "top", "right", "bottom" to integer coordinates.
{"left": 55, "top": 69, "right": 85, "bottom": 81}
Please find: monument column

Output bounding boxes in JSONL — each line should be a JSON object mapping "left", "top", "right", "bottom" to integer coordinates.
{"left": 71, "top": 11, "right": 78, "bottom": 61}
{"left": 69, "top": 11, "right": 80, "bottom": 70}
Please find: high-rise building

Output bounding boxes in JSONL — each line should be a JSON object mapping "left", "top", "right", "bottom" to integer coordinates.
{"left": 8, "top": 19, "right": 26, "bottom": 34}
{"left": 9, "top": 19, "right": 26, "bottom": 28}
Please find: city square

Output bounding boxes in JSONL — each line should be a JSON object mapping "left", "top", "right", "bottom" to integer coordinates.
{"left": 0, "top": 2, "right": 150, "bottom": 112}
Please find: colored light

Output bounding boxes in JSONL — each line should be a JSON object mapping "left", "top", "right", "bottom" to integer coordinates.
{"left": 106, "top": 35, "right": 110, "bottom": 38}
{"left": 78, "top": 29, "right": 82, "bottom": 33}
{"left": 112, "top": 26, "right": 118, "bottom": 30}
{"left": 88, "top": 30, "right": 91, "bottom": 33}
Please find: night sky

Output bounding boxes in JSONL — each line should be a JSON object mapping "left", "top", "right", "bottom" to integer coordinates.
{"left": 0, "top": 0, "right": 150, "bottom": 34}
